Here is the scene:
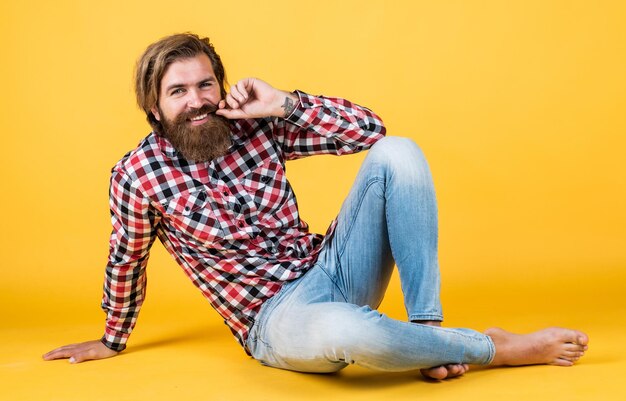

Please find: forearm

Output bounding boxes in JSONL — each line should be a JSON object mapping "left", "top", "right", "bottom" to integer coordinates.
{"left": 279, "top": 90, "right": 386, "bottom": 158}
{"left": 100, "top": 255, "right": 149, "bottom": 351}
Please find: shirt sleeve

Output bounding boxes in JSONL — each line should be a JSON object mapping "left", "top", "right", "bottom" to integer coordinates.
{"left": 100, "top": 168, "right": 160, "bottom": 352}
{"left": 275, "top": 90, "right": 386, "bottom": 160}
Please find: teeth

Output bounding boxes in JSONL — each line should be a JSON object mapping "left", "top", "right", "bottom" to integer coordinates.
{"left": 191, "top": 113, "right": 208, "bottom": 121}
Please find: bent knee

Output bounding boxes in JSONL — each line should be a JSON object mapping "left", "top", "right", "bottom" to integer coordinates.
{"left": 367, "top": 136, "right": 430, "bottom": 177}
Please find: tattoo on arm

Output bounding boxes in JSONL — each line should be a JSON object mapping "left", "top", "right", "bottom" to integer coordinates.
{"left": 281, "top": 96, "right": 295, "bottom": 117}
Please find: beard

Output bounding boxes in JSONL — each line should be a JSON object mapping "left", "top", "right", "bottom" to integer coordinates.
{"left": 157, "top": 103, "right": 232, "bottom": 163}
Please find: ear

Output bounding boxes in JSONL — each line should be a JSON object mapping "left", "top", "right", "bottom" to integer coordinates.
{"left": 151, "top": 106, "right": 161, "bottom": 121}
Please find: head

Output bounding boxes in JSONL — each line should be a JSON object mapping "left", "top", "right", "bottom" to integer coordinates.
{"left": 134, "top": 33, "right": 231, "bottom": 162}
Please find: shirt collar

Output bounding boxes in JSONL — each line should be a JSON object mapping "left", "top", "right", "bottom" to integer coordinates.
{"left": 153, "top": 133, "right": 179, "bottom": 158}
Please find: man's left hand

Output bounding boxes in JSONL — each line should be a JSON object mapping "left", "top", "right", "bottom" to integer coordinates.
{"left": 216, "top": 78, "right": 298, "bottom": 120}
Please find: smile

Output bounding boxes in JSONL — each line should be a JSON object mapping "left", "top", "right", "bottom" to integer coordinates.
{"left": 190, "top": 113, "right": 209, "bottom": 121}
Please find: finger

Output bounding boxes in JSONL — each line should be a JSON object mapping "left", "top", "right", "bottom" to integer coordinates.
{"left": 43, "top": 348, "right": 74, "bottom": 360}
{"left": 216, "top": 107, "right": 245, "bottom": 120}
{"left": 225, "top": 93, "right": 241, "bottom": 110}
{"left": 230, "top": 83, "right": 248, "bottom": 104}
{"left": 238, "top": 79, "right": 254, "bottom": 100}
{"left": 43, "top": 344, "right": 79, "bottom": 358}
{"left": 70, "top": 351, "right": 88, "bottom": 364}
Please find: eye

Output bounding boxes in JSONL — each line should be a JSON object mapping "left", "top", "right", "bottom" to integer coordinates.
{"left": 170, "top": 88, "right": 185, "bottom": 96}
{"left": 200, "top": 81, "right": 213, "bottom": 88}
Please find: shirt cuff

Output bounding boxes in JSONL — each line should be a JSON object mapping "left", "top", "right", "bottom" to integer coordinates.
{"left": 101, "top": 331, "right": 128, "bottom": 352}
{"left": 284, "top": 90, "right": 323, "bottom": 127}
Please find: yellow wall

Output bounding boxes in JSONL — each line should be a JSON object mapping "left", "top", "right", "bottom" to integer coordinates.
{"left": 1, "top": 0, "right": 625, "bottom": 320}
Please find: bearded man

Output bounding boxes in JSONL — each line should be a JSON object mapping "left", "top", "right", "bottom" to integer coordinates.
{"left": 44, "top": 33, "right": 588, "bottom": 380}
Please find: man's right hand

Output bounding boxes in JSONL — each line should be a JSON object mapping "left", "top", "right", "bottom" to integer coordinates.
{"left": 42, "top": 340, "right": 119, "bottom": 364}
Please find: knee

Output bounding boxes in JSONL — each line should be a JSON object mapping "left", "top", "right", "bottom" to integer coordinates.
{"left": 367, "top": 136, "right": 430, "bottom": 180}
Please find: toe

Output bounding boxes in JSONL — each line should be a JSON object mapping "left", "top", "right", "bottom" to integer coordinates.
{"left": 445, "top": 364, "right": 469, "bottom": 378}
{"left": 551, "top": 357, "right": 574, "bottom": 367}
{"left": 563, "top": 343, "right": 580, "bottom": 351}
{"left": 421, "top": 366, "right": 448, "bottom": 380}
{"left": 446, "top": 364, "right": 460, "bottom": 375}
{"left": 574, "top": 331, "right": 589, "bottom": 345}
{"left": 562, "top": 350, "right": 583, "bottom": 359}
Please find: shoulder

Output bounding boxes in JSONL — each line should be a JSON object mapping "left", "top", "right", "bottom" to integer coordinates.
{"left": 109, "top": 133, "right": 171, "bottom": 198}
{"left": 111, "top": 133, "right": 164, "bottom": 177}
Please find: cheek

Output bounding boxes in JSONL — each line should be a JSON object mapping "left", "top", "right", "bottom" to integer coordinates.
{"left": 208, "top": 88, "right": 223, "bottom": 103}
{"left": 160, "top": 102, "right": 186, "bottom": 121}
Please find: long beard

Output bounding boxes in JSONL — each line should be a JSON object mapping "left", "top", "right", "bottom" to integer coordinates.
{"left": 158, "top": 104, "right": 232, "bottom": 163}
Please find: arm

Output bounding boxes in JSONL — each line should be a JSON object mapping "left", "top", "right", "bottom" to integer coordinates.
{"left": 215, "top": 78, "right": 386, "bottom": 159}
{"left": 278, "top": 90, "right": 386, "bottom": 159}
{"left": 43, "top": 168, "right": 158, "bottom": 363}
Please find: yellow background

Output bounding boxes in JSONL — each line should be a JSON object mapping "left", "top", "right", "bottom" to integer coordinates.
{"left": 1, "top": 1, "right": 625, "bottom": 400}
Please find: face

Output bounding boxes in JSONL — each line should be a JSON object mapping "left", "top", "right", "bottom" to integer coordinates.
{"left": 151, "top": 53, "right": 231, "bottom": 162}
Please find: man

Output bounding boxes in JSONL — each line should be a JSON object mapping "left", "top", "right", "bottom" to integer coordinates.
{"left": 44, "top": 33, "right": 588, "bottom": 380}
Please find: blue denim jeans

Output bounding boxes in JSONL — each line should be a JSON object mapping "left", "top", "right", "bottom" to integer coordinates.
{"left": 246, "top": 137, "right": 495, "bottom": 372}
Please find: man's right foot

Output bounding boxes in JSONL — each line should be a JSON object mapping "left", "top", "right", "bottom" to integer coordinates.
{"left": 485, "top": 327, "right": 589, "bottom": 366}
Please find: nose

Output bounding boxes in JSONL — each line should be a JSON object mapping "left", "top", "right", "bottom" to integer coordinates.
{"left": 187, "top": 88, "right": 204, "bottom": 108}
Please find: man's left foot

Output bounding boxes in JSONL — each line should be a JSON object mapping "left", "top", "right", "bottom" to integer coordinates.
{"left": 420, "top": 363, "right": 470, "bottom": 380}
{"left": 413, "top": 320, "right": 470, "bottom": 380}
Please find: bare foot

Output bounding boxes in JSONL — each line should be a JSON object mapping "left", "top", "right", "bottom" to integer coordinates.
{"left": 414, "top": 320, "right": 470, "bottom": 380}
{"left": 420, "top": 363, "right": 470, "bottom": 380}
{"left": 485, "top": 327, "right": 589, "bottom": 367}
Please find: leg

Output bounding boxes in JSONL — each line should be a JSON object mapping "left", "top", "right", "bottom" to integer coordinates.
{"left": 247, "top": 136, "right": 589, "bottom": 376}
{"left": 248, "top": 137, "right": 493, "bottom": 373}
{"left": 327, "top": 136, "right": 442, "bottom": 321}
{"left": 246, "top": 266, "right": 494, "bottom": 373}
{"left": 327, "top": 136, "right": 466, "bottom": 378}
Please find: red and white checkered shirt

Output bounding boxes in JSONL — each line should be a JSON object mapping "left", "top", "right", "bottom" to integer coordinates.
{"left": 101, "top": 90, "right": 386, "bottom": 352}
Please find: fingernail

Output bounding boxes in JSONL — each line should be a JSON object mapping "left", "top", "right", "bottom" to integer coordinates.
{"left": 69, "top": 357, "right": 76, "bottom": 364}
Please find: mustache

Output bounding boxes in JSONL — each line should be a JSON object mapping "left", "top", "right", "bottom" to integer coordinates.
{"left": 180, "top": 103, "right": 219, "bottom": 121}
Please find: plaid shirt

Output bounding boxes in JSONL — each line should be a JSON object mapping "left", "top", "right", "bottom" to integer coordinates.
{"left": 101, "top": 90, "right": 386, "bottom": 353}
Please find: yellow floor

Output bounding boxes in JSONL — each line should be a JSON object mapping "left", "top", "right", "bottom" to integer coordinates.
{"left": 2, "top": 262, "right": 624, "bottom": 401}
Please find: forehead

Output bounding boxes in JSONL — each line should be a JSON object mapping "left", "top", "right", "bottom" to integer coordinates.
{"left": 160, "top": 53, "right": 215, "bottom": 89}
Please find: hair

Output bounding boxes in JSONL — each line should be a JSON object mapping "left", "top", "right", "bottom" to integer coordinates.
{"left": 134, "top": 33, "right": 227, "bottom": 131}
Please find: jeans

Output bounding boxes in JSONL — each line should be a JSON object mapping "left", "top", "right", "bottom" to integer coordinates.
{"left": 246, "top": 137, "right": 495, "bottom": 373}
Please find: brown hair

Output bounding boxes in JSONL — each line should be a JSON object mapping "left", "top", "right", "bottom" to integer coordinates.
{"left": 134, "top": 33, "right": 227, "bottom": 131}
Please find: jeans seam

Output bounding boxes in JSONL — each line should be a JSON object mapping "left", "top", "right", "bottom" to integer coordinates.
{"left": 318, "top": 262, "right": 349, "bottom": 303}
{"left": 331, "top": 177, "right": 384, "bottom": 303}
{"left": 336, "top": 177, "right": 385, "bottom": 260}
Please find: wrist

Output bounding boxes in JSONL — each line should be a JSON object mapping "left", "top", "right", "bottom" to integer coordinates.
{"left": 100, "top": 335, "right": 126, "bottom": 352}
{"left": 275, "top": 91, "right": 298, "bottom": 118}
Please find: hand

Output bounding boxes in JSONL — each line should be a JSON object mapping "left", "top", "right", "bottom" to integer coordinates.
{"left": 42, "top": 339, "right": 119, "bottom": 364}
{"left": 216, "top": 78, "right": 298, "bottom": 120}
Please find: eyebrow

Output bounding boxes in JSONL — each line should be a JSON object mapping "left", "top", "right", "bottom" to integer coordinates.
{"left": 164, "top": 77, "right": 215, "bottom": 93}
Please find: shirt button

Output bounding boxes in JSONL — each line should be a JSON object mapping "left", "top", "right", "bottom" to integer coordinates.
{"left": 223, "top": 191, "right": 229, "bottom": 196}
{"left": 184, "top": 206, "right": 191, "bottom": 212}
{"left": 237, "top": 221, "right": 244, "bottom": 228}
{"left": 260, "top": 176, "right": 270, "bottom": 183}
